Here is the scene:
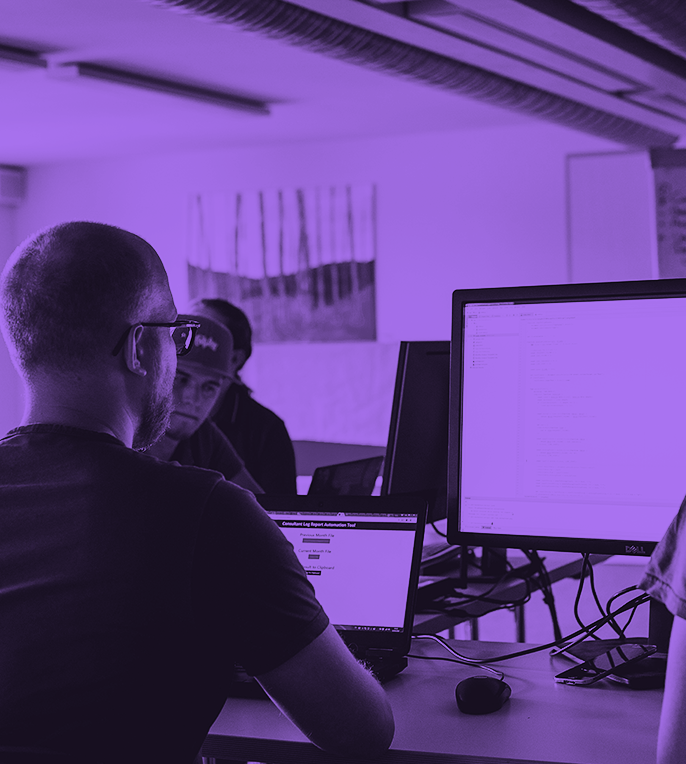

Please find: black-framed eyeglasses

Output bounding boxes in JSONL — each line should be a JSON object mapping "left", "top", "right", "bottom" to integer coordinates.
{"left": 111, "top": 319, "right": 201, "bottom": 357}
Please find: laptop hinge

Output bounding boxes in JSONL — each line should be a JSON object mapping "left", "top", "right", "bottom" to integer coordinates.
{"left": 366, "top": 647, "right": 396, "bottom": 657}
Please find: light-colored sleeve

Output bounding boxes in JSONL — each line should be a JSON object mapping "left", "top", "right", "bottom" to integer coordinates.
{"left": 658, "top": 615, "right": 686, "bottom": 764}
{"left": 639, "top": 496, "right": 686, "bottom": 620}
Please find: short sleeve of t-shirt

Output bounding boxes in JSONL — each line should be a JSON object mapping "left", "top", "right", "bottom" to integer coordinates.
{"left": 193, "top": 481, "right": 329, "bottom": 676}
{"left": 639, "top": 495, "right": 686, "bottom": 621}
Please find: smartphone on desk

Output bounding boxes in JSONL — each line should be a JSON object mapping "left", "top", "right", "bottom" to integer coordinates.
{"left": 554, "top": 643, "right": 657, "bottom": 686}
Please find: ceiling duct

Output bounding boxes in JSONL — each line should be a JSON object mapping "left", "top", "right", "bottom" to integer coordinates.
{"left": 150, "top": 0, "right": 678, "bottom": 147}
{"left": 0, "top": 42, "right": 46, "bottom": 71}
{"left": 571, "top": 1, "right": 686, "bottom": 60}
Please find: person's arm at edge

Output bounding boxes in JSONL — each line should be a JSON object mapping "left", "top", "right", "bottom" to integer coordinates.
{"left": 658, "top": 614, "right": 686, "bottom": 764}
{"left": 255, "top": 623, "right": 394, "bottom": 759}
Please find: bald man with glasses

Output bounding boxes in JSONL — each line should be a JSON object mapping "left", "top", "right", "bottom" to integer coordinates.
{"left": 0, "top": 222, "right": 393, "bottom": 764}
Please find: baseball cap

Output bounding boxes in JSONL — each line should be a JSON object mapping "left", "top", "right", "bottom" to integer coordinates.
{"left": 176, "top": 313, "right": 234, "bottom": 377}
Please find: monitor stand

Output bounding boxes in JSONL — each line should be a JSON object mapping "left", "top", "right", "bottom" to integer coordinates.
{"left": 455, "top": 545, "right": 526, "bottom": 588}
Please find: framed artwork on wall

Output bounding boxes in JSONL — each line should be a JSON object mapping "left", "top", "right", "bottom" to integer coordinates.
{"left": 187, "top": 184, "right": 377, "bottom": 341}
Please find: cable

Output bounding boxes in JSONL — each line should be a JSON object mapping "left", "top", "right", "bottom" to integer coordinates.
{"left": 421, "top": 553, "right": 545, "bottom": 614}
{"left": 606, "top": 585, "right": 639, "bottom": 612}
{"left": 426, "top": 558, "right": 524, "bottom": 604}
{"left": 573, "top": 555, "right": 589, "bottom": 637}
{"left": 412, "top": 591, "right": 651, "bottom": 666}
{"left": 550, "top": 591, "right": 652, "bottom": 657}
{"left": 421, "top": 567, "right": 532, "bottom": 611}
{"left": 573, "top": 555, "right": 605, "bottom": 640}
{"left": 524, "top": 550, "right": 563, "bottom": 643}
{"left": 410, "top": 634, "right": 504, "bottom": 679}
{"left": 430, "top": 520, "right": 447, "bottom": 538}
{"left": 572, "top": 555, "right": 626, "bottom": 641}
{"left": 585, "top": 554, "right": 623, "bottom": 638}
{"left": 605, "top": 585, "right": 643, "bottom": 638}
{"left": 419, "top": 552, "right": 639, "bottom": 647}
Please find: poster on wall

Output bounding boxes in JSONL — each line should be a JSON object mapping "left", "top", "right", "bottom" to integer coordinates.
{"left": 187, "top": 184, "right": 377, "bottom": 342}
{"left": 651, "top": 148, "right": 686, "bottom": 278}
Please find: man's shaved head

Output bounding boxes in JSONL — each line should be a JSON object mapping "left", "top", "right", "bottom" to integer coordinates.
{"left": 1, "top": 221, "right": 167, "bottom": 376}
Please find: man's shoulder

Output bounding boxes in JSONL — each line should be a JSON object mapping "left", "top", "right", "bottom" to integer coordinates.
{"left": 192, "top": 418, "right": 233, "bottom": 444}
{"left": 238, "top": 388, "right": 287, "bottom": 429}
{"left": 184, "top": 419, "right": 244, "bottom": 474}
{"left": 1, "top": 423, "right": 236, "bottom": 499}
{"left": 137, "top": 442, "right": 247, "bottom": 499}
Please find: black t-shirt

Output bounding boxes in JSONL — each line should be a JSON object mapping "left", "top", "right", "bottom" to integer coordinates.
{"left": 170, "top": 419, "right": 244, "bottom": 481}
{"left": 0, "top": 424, "right": 327, "bottom": 764}
{"left": 213, "top": 384, "right": 297, "bottom": 494}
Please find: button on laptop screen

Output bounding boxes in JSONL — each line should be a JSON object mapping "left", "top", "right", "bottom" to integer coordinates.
{"left": 268, "top": 511, "right": 418, "bottom": 632}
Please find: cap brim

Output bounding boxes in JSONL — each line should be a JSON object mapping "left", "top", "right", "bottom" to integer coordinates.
{"left": 176, "top": 357, "right": 233, "bottom": 379}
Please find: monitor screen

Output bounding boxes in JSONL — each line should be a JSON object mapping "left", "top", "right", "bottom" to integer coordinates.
{"left": 447, "top": 279, "right": 686, "bottom": 556}
{"left": 381, "top": 341, "right": 450, "bottom": 523}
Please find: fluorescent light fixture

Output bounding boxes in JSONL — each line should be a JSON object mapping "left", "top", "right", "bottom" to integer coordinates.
{"left": 0, "top": 43, "right": 46, "bottom": 71}
{"left": 50, "top": 61, "right": 270, "bottom": 115}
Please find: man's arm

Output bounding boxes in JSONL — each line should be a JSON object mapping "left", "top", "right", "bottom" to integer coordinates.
{"left": 658, "top": 614, "right": 686, "bottom": 764}
{"left": 255, "top": 624, "right": 395, "bottom": 759}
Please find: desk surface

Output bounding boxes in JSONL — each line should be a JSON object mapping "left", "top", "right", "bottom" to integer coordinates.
{"left": 203, "top": 638, "right": 661, "bottom": 764}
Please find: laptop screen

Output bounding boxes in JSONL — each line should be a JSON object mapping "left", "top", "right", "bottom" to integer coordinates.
{"left": 257, "top": 495, "right": 426, "bottom": 652}
{"left": 308, "top": 455, "right": 384, "bottom": 496}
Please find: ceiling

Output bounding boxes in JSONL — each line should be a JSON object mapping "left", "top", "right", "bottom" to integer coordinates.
{"left": 2, "top": 0, "right": 686, "bottom": 166}
{"left": 0, "top": 0, "right": 531, "bottom": 166}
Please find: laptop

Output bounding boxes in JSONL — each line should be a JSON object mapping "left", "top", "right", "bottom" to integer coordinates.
{"left": 307, "top": 456, "right": 385, "bottom": 496}
{"left": 228, "top": 494, "right": 427, "bottom": 697}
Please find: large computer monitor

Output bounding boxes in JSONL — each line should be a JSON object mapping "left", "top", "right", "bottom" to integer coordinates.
{"left": 447, "top": 278, "right": 686, "bottom": 559}
{"left": 382, "top": 341, "right": 450, "bottom": 523}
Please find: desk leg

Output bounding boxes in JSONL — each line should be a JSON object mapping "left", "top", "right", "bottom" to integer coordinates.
{"left": 514, "top": 604, "right": 526, "bottom": 642}
{"left": 469, "top": 618, "right": 479, "bottom": 640}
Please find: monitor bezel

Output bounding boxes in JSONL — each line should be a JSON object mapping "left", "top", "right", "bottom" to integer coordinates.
{"left": 446, "top": 277, "right": 686, "bottom": 557}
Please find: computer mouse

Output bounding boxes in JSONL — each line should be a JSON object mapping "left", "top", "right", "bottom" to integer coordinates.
{"left": 455, "top": 675, "right": 511, "bottom": 715}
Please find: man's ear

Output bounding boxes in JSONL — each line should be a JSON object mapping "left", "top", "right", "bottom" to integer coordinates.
{"left": 123, "top": 324, "right": 147, "bottom": 378}
{"left": 232, "top": 349, "right": 248, "bottom": 371}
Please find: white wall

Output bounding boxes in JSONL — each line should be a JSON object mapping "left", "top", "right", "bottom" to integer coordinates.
{"left": 9, "top": 121, "right": 618, "bottom": 443}
{"left": 0, "top": 205, "right": 23, "bottom": 435}
{"left": 568, "top": 151, "right": 656, "bottom": 283}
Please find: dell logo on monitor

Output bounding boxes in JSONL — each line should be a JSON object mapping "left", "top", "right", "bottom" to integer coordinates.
{"left": 625, "top": 544, "right": 647, "bottom": 555}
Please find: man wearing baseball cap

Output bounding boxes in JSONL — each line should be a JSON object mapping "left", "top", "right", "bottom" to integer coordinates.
{"left": 147, "top": 313, "right": 262, "bottom": 493}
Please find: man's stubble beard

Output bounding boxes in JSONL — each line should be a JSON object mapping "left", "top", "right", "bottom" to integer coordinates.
{"left": 132, "top": 350, "right": 176, "bottom": 451}
{"left": 132, "top": 387, "right": 173, "bottom": 451}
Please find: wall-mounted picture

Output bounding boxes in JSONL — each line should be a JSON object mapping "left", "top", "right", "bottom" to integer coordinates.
{"left": 187, "top": 184, "right": 377, "bottom": 342}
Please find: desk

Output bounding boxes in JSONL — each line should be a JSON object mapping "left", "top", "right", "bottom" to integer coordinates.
{"left": 202, "top": 638, "right": 661, "bottom": 764}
